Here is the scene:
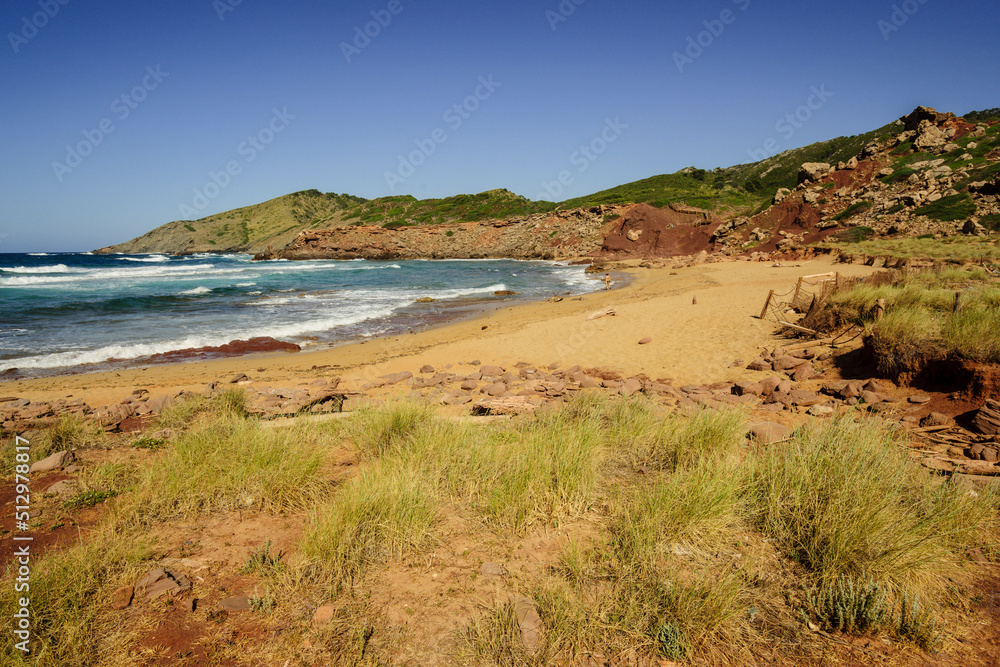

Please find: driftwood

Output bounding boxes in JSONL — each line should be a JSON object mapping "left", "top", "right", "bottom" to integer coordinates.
{"left": 777, "top": 320, "right": 818, "bottom": 336}
{"left": 586, "top": 308, "right": 617, "bottom": 321}
{"left": 472, "top": 397, "right": 537, "bottom": 416}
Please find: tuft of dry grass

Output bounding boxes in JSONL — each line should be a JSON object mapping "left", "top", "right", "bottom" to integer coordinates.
{"left": 743, "top": 417, "right": 997, "bottom": 598}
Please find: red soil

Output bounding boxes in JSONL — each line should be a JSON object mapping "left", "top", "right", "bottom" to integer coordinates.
{"left": 597, "top": 203, "right": 719, "bottom": 259}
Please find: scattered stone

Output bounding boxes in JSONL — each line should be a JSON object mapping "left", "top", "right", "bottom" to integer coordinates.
{"left": 748, "top": 421, "right": 791, "bottom": 444}
{"left": 419, "top": 364, "right": 435, "bottom": 374}
{"left": 908, "top": 395, "right": 931, "bottom": 404}
{"left": 480, "top": 365, "right": 504, "bottom": 377}
{"left": 514, "top": 598, "right": 544, "bottom": 655}
{"left": 219, "top": 596, "right": 251, "bottom": 612}
{"left": 484, "top": 383, "right": 507, "bottom": 397}
{"left": 45, "top": 479, "right": 76, "bottom": 495}
{"left": 772, "top": 356, "right": 806, "bottom": 372}
{"left": 112, "top": 586, "right": 134, "bottom": 610}
{"left": 638, "top": 337, "right": 652, "bottom": 345}
{"left": 788, "top": 390, "right": 823, "bottom": 407}
{"left": 790, "top": 363, "right": 817, "bottom": 382}
{"left": 807, "top": 405, "right": 835, "bottom": 417}
{"left": 313, "top": 604, "right": 336, "bottom": 626}
{"left": 920, "top": 412, "right": 951, "bottom": 427}
{"left": 381, "top": 371, "right": 413, "bottom": 385}
{"left": 733, "top": 381, "right": 764, "bottom": 397}
{"left": 479, "top": 563, "right": 504, "bottom": 578}
{"left": 972, "top": 399, "right": 1000, "bottom": 435}
{"left": 135, "top": 568, "right": 192, "bottom": 602}
{"left": 415, "top": 297, "right": 435, "bottom": 303}
{"left": 859, "top": 391, "right": 884, "bottom": 405}
{"left": 229, "top": 373, "right": 251, "bottom": 384}
{"left": 29, "top": 450, "right": 75, "bottom": 473}
{"left": 747, "top": 359, "right": 772, "bottom": 372}
{"left": 620, "top": 378, "right": 643, "bottom": 396}
{"left": 183, "top": 598, "right": 197, "bottom": 613}
{"left": 760, "top": 377, "right": 783, "bottom": 395}
{"left": 863, "top": 379, "right": 890, "bottom": 393}
{"left": 799, "top": 162, "right": 831, "bottom": 184}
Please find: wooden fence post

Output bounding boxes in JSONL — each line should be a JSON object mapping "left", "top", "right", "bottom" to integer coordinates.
{"left": 759, "top": 290, "right": 774, "bottom": 320}
{"left": 792, "top": 277, "right": 804, "bottom": 306}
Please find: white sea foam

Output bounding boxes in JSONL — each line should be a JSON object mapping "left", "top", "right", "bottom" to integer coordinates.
{"left": 236, "top": 282, "right": 256, "bottom": 287}
{"left": 119, "top": 255, "right": 169, "bottom": 263}
{"left": 0, "top": 263, "right": 243, "bottom": 287}
{"left": 178, "top": 286, "right": 212, "bottom": 295}
{"left": 0, "top": 264, "right": 74, "bottom": 274}
{"left": 2, "top": 304, "right": 400, "bottom": 370}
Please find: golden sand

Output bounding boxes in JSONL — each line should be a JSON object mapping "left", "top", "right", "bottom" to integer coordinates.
{"left": 4, "top": 256, "right": 874, "bottom": 408}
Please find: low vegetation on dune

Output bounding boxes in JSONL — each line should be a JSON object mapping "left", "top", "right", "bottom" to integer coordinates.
{"left": 2, "top": 390, "right": 996, "bottom": 666}
{"left": 822, "top": 267, "right": 1000, "bottom": 377}
{"left": 828, "top": 235, "right": 1000, "bottom": 263}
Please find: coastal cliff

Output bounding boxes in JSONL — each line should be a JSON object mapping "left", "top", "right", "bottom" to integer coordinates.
{"left": 252, "top": 203, "right": 723, "bottom": 261}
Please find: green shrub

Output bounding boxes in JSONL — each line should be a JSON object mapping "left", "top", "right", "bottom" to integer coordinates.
{"left": 913, "top": 194, "right": 977, "bottom": 221}
{"left": 806, "top": 577, "right": 890, "bottom": 634}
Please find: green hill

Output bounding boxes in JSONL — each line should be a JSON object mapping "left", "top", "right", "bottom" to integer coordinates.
{"left": 97, "top": 110, "right": 966, "bottom": 256}
{"left": 95, "top": 190, "right": 365, "bottom": 254}
{"left": 560, "top": 121, "right": 900, "bottom": 213}
{"left": 340, "top": 189, "right": 557, "bottom": 228}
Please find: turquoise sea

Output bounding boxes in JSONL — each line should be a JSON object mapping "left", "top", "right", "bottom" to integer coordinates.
{"left": 0, "top": 253, "right": 601, "bottom": 378}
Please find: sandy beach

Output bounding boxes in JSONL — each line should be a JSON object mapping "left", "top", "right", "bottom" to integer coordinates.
{"left": 3, "top": 256, "right": 875, "bottom": 409}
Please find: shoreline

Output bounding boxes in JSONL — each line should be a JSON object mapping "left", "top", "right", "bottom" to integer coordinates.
{"left": 2, "top": 257, "right": 875, "bottom": 411}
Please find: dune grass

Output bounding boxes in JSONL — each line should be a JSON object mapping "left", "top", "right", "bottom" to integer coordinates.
{"left": 744, "top": 417, "right": 995, "bottom": 595}
{"left": 121, "top": 418, "right": 330, "bottom": 525}
{"left": 4, "top": 393, "right": 998, "bottom": 665}
{"left": 826, "top": 268, "right": 1000, "bottom": 369}
{"left": 0, "top": 527, "right": 153, "bottom": 667}
{"left": 302, "top": 461, "right": 438, "bottom": 586}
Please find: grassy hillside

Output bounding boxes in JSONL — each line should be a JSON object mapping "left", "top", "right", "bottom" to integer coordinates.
{"left": 95, "top": 190, "right": 365, "bottom": 254}
{"left": 341, "top": 188, "right": 557, "bottom": 228}
{"left": 561, "top": 121, "right": 900, "bottom": 213}
{"left": 96, "top": 110, "right": 971, "bottom": 255}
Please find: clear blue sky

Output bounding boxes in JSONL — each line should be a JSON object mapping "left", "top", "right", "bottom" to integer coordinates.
{"left": 1, "top": 0, "right": 997, "bottom": 252}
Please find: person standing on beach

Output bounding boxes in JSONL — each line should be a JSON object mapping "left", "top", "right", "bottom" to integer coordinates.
{"left": 604, "top": 274, "right": 611, "bottom": 290}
